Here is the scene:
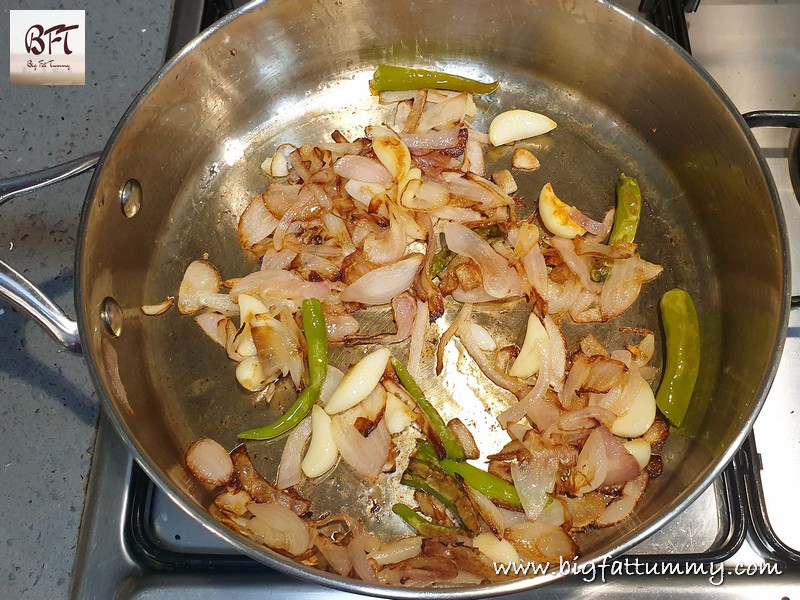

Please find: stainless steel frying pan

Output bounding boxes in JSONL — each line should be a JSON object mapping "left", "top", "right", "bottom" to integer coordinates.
{"left": 0, "top": 0, "right": 791, "bottom": 596}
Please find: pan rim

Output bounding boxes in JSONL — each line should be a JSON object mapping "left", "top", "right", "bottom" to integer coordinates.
{"left": 74, "top": 0, "right": 791, "bottom": 596}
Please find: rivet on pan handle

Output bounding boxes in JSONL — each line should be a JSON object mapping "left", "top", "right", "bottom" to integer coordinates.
{"left": 0, "top": 153, "right": 101, "bottom": 354}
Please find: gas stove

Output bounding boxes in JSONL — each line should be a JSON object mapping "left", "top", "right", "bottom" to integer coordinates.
{"left": 70, "top": 1, "right": 800, "bottom": 597}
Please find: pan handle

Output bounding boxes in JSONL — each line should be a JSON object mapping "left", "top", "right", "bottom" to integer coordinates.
{"left": 742, "top": 111, "right": 800, "bottom": 306}
{"left": 0, "top": 153, "right": 100, "bottom": 355}
{"left": 742, "top": 111, "right": 800, "bottom": 129}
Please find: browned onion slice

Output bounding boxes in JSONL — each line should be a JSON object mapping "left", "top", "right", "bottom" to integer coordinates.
{"left": 185, "top": 438, "right": 234, "bottom": 486}
{"left": 246, "top": 502, "right": 313, "bottom": 556}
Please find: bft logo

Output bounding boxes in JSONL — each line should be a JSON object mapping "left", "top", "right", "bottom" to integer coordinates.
{"left": 25, "top": 23, "right": 80, "bottom": 56}
{"left": 10, "top": 10, "right": 86, "bottom": 85}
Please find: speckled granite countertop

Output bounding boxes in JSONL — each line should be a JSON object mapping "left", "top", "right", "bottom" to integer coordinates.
{"left": 0, "top": 1, "right": 171, "bottom": 597}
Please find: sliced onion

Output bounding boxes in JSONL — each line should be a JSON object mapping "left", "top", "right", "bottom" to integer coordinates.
{"left": 543, "top": 315, "right": 567, "bottom": 392}
{"left": 373, "top": 135, "right": 411, "bottom": 181}
{"left": 448, "top": 418, "right": 480, "bottom": 459}
{"left": 194, "top": 312, "right": 227, "bottom": 346}
{"left": 348, "top": 531, "right": 381, "bottom": 583}
{"left": 368, "top": 536, "right": 423, "bottom": 566}
{"left": 595, "top": 472, "right": 649, "bottom": 527}
{"left": 363, "top": 214, "right": 406, "bottom": 265}
{"left": 511, "top": 448, "right": 558, "bottom": 521}
{"left": 229, "top": 269, "right": 331, "bottom": 304}
{"left": 436, "top": 302, "right": 472, "bottom": 375}
{"left": 406, "top": 299, "right": 429, "bottom": 378}
{"left": 401, "top": 180, "right": 449, "bottom": 211}
{"left": 463, "top": 487, "right": 508, "bottom": 535}
{"left": 569, "top": 206, "right": 606, "bottom": 236}
{"left": 340, "top": 254, "right": 423, "bottom": 305}
{"left": 315, "top": 537, "right": 353, "bottom": 576}
{"left": 443, "top": 222, "right": 522, "bottom": 299}
{"left": 597, "top": 426, "right": 642, "bottom": 486}
{"left": 451, "top": 285, "right": 495, "bottom": 303}
{"left": 505, "top": 521, "right": 577, "bottom": 563}
{"left": 334, "top": 155, "right": 393, "bottom": 185}
{"left": 458, "top": 322, "right": 530, "bottom": 399}
{"left": 185, "top": 438, "right": 233, "bottom": 486}
{"left": 400, "top": 125, "right": 461, "bottom": 150}
{"left": 214, "top": 489, "right": 252, "bottom": 516}
{"left": 497, "top": 332, "right": 550, "bottom": 427}
{"left": 325, "top": 314, "right": 360, "bottom": 342}
{"left": 276, "top": 414, "right": 312, "bottom": 489}
{"left": 417, "top": 93, "right": 469, "bottom": 132}
{"left": 463, "top": 130, "right": 485, "bottom": 176}
{"left": 473, "top": 533, "right": 520, "bottom": 564}
{"left": 345, "top": 179, "right": 386, "bottom": 208}
{"left": 230, "top": 445, "right": 311, "bottom": 515}
{"left": 260, "top": 248, "right": 297, "bottom": 270}
{"left": 262, "top": 183, "right": 302, "bottom": 218}
{"left": 332, "top": 414, "right": 392, "bottom": 480}
{"left": 178, "top": 260, "right": 221, "bottom": 315}
{"left": 564, "top": 492, "right": 608, "bottom": 530}
{"left": 246, "top": 502, "right": 313, "bottom": 556}
{"left": 238, "top": 194, "right": 279, "bottom": 250}
{"left": 546, "top": 276, "right": 581, "bottom": 316}
{"left": 465, "top": 322, "right": 496, "bottom": 351}
{"left": 549, "top": 236, "right": 602, "bottom": 294}
{"left": 319, "top": 365, "right": 345, "bottom": 407}
{"left": 197, "top": 292, "right": 238, "bottom": 315}
{"left": 600, "top": 256, "right": 664, "bottom": 320}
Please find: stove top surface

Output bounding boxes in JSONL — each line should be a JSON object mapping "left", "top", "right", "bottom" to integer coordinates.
{"left": 70, "top": 1, "right": 800, "bottom": 598}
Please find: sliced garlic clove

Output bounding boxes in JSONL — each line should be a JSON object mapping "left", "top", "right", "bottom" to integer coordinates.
{"left": 141, "top": 296, "right": 174, "bottom": 316}
{"left": 538, "top": 182, "right": 586, "bottom": 239}
{"left": 489, "top": 109, "right": 557, "bottom": 146}
{"left": 491, "top": 169, "right": 518, "bottom": 195}
{"left": 324, "top": 347, "right": 392, "bottom": 415}
{"left": 512, "top": 148, "right": 541, "bottom": 171}
{"left": 623, "top": 438, "right": 652, "bottom": 470}
{"left": 373, "top": 135, "right": 411, "bottom": 181}
{"left": 473, "top": 532, "right": 520, "bottom": 564}
{"left": 384, "top": 393, "right": 416, "bottom": 434}
{"left": 235, "top": 355, "right": 270, "bottom": 391}
{"left": 610, "top": 375, "right": 657, "bottom": 438}
{"left": 508, "top": 312, "right": 548, "bottom": 378}
{"left": 301, "top": 405, "right": 339, "bottom": 478}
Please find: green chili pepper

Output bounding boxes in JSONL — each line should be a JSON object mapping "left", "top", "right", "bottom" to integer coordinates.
{"left": 655, "top": 288, "right": 700, "bottom": 427}
{"left": 429, "top": 226, "right": 506, "bottom": 279}
{"left": 591, "top": 173, "right": 643, "bottom": 282}
{"left": 401, "top": 459, "right": 481, "bottom": 534}
{"left": 413, "top": 440, "right": 522, "bottom": 509}
{"left": 438, "top": 459, "right": 522, "bottom": 509}
{"left": 369, "top": 65, "right": 499, "bottom": 95}
{"left": 390, "top": 358, "right": 466, "bottom": 460}
{"left": 238, "top": 298, "right": 328, "bottom": 440}
{"left": 392, "top": 503, "right": 463, "bottom": 538}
